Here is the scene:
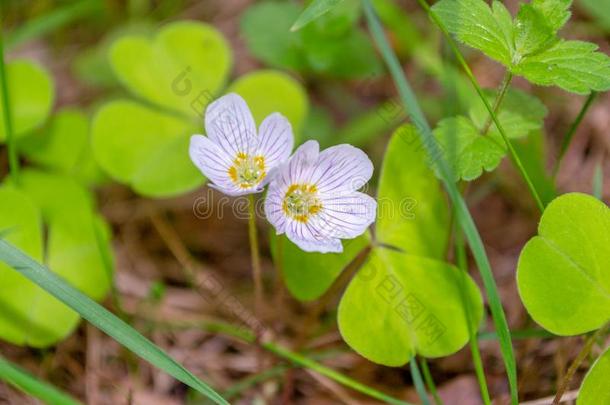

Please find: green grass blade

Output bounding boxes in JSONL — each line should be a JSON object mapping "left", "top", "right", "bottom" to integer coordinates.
{"left": 0, "top": 239, "right": 228, "bottom": 405}
{"left": 361, "top": 2, "right": 518, "bottom": 404}
{"left": 291, "top": 0, "right": 344, "bottom": 31}
{"left": 0, "top": 31, "right": 19, "bottom": 183}
{"left": 553, "top": 92, "right": 597, "bottom": 178}
{"left": 5, "top": 1, "right": 104, "bottom": 50}
{"left": 409, "top": 357, "right": 431, "bottom": 405}
{"left": 419, "top": 358, "right": 442, "bottom": 405}
{"left": 0, "top": 355, "right": 83, "bottom": 405}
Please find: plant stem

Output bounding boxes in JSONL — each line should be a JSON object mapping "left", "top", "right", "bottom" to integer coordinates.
{"left": 410, "top": 357, "right": 431, "bottom": 405}
{"left": 455, "top": 229, "right": 492, "bottom": 405}
{"left": 418, "top": 0, "right": 544, "bottom": 213}
{"left": 593, "top": 159, "right": 604, "bottom": 200}
{"left": 420, "top": 358, "right": 443, "bottom": 405}
{"left": 552, "top": 92, "right": 597, "bottom": 179}
{"left": 362, "top": 2, "right": 518, "bottom": 404}
{"left": 481, "top": 72, "right": 513, "bottom": 135}
{"left": 248, "top": 194, "right": 264, "bottom": 320}
{"left": 553, "top": 323, "right": 608, "bottom": 405}
{"left": 0, "top": 32, "right": 19, "bottom": 183}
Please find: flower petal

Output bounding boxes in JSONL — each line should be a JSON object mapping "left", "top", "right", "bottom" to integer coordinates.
{"left": 189, "top": 135, "right": 245, "bottom": 196}
{"left": 285, "top": 220, "right": 343, "bottom": 253}
{"left": 256, "top": 112, "right": 294, "bottom": 170}
{"left": 264, "top": 185, "right": 288, "bottom": 234}
{"left": 204, "top": 93, "right": 257, "bottom": 157}
{"left": 314, "top": 192, "right": 377, "bottom": 239}
{"left": 277, "top": 140, "right": 320, "bottom": 189}
{"left": 310, "top": 144, "right": 374, "bottom": 194}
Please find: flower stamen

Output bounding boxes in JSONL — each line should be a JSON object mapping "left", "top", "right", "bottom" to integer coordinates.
{"left": 282, "top": 183, "right": 322, "bottom": 223}
{"left": 228, "top": 152, "right": 266, "bottom": 189}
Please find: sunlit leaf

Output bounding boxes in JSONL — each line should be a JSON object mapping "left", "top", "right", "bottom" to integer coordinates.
{"left": 0, "top": 171, "right": 112, "bottom": 347}
{"left": 517, "top": 193, "right": 610, "bottom": 335}
{"left": 109, "top": 21, "right": 232, "bottom": 116}
{"left": 228, "top": 70, "right": 309, "bottom": 135}
{"left": 376, "top": 125, "right": 449, "bottom": 258}
{"left": 0, "top": 60, "right": 54, "bottom": 141}
{"left": 270, "top": 234, "right": 368, "bottom": 301}
{"left": 92, "top": 100, "right": 201, "bottom": 198}
{"left": 578, "top": 346, "right": 610, "bottom": 405}
{"left": 338, "top": 248, "right": 483, "bottom": 366}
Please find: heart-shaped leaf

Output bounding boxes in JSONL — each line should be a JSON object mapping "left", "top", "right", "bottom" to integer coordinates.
{"left": 0, "top": 170, "right": 113, "bottom": 347}
{"left": 109, "top": 21, "right": 232, "bottom": 116}
{"left": 517, "top": 193, "right": 610, "bottom": 336}
{"left": 227, "top": 70, "right": 309, "bottom": 136}
{"left": 578, "top": 346, "right": 610, "bottom": 404}
{"left": 19, "top": 108, "right": 105, "bottom": 185}
{"left": 92, "top": 100, "right": 201, "bottom": 197}
{"left": 271, "top": 233, "right": 369, "bottom": 301}
{"left": 377, "top": 125, "right": 450, "bottom": 258}
{"left": 0, "top": 60, "right": 54, "bottom": 141}
{"left": 338, "top": 248, "right": 483, "bottom": 366}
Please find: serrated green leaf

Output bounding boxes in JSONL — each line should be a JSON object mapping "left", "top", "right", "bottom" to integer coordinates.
{"left": 270, "top": 233, "right": 368, "bottom": 301}
{"left": 578, "top": 346, "right": 610, "bottom": 405}
{"left": 92, "top": 100, "right": 201, "bottom": 198}
{"left": 513, "top": 39, "right": 610, "bottom": 94}
{"left": 469, "top": 88, "right": 547, "bottom": 139}
{"left": 431, "top": 0, "right": 514, "bottom": 66}
{"left": 433, "top": 116, "right": 506, "bottom": 181}
{"left": 0, "top": 170, "right": 112, "bottom": 347}
{"left": 338, "top": 248, "right": 483, "bottom": 366}
{"left": 227, "top": 70, "right": 309, "bottom": 136}
{"left": 530, "top": 0, "right": 571, "bottom": 32}
{"left": 517, "top": 193, "right": 610, "bottom": 336}
{"left": 376, "top": 125, "right": 449, "bottom": 257}
{"left": 0, "top": 60, "right": 54, "bottom": 141}
{"left": 514, "top": 3, "right": 558, "bottom": 56}
{"left": 109, "top": 21, "right": 232, "bottom": 116}
{"left": 18, "top": 108, "right": 105, "bottom": 185}
{"left": 291, "top": 0, "right": 345, "bottom": 31}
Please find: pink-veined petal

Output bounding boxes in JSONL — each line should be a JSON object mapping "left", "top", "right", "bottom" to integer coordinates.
{"left": 264, "top": 186, "right": 288, "bottom": 234}
{"left": 204, "top": 93, "right": 257, "bottom": 158}
{"left": 256, "top": 112, "right": 294, "bottom": 170}
{"left": 189, "top": 135, "right": 246, "bottom": 196}
{"left": 310, "top": 144, "right": 373, "bottom": 194}
{"left": 315, "top": 192, "right": 377, "bottom": 239}
{"left": 285, "top": 220, "right": 343, "bottom": 253}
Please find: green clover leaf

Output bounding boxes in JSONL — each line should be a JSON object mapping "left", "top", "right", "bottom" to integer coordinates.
{"left": 0, "top": 170, "right": 113, "bottom": 347}
{"left": 517, "top": 193, "right": 610, "bottom": 335}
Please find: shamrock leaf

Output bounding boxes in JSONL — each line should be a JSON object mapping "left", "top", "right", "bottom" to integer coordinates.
{"left": 433, "top": 0, "right": 610, "bottom": 94}
{"left": 92, "top": 21, "right": 309, "bottom": 197}
{"left": 19, "top": 108, "right": 105, "bottom": 185}
{"left": 0, "top": 60, "right": 54, "bottom": 141}
{"left": 338, "top": 248, "right": 483, "bottom": 366}
{"left": 517, "top": 193, "right": 610, "bottom": 335}
{"left": 270, "top": 233, "right": 369, "bottom": 301}
{"left": 0, "top": 170, "right": 113, "bottom": 347}
{"left": 291, "top": 0, "right": 345, "bottom": 31}
{"left": 578, "top": 346, "right": 610, "bottom": 404}
{"left": 376, "top": 125, "right": 450, "bottom": 258}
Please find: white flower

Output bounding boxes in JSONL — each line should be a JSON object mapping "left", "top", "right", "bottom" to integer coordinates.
{"left": 189, "top": 93, "right": 294, "bottom": 196}
{"left": 265, "top": 140, "right": 377, "bottom": 253}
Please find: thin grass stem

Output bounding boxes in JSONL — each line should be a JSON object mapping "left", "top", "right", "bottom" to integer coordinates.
{"left": 0, "top": 32, "right": 19, "bottom": 183}
{"left": 420, "top": 358, "right": 443, "bottom": 405}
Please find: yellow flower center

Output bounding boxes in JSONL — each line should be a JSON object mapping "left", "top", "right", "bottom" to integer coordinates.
{"left": 282, "top": 183, "right": 322, "bottom": 223}
{"left": 228, "top": 152, "right": 266, "bottom": 189}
